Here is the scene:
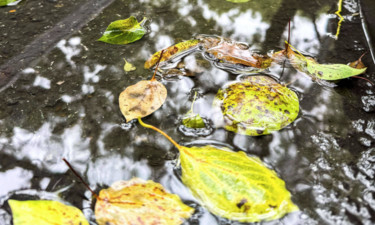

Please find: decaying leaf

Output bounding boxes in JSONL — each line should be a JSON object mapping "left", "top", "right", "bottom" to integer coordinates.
{"left": 123, "top": 58, "right": 136, "bottom": 72}
{"left": 213, "top": 76, "right": 299, "bottom": 136}
{"left": 285, "top": 42, "right": 367, "bottom": 80}
{"left": 0, "top": 0, "right": 19, "bottom": 6}
{"left": 95, "top": 178, "right": 194, "bottom": 225}
{"left": 98, "top": 16, "right": 146, "bottom": 45}
{"left": 119, "top": 80, "right": 167, "bottom": 122}
{"left": 144, "top": 39, "right": 200, "bottom": 69}
{"left": 8, "top": 200, "right": 89, "bottom": 225}
{"left": 198, "top": 35, "right": 272, "bottom": 69}
{"left": 138, "top": 118, "right": 299, "bottom": 222}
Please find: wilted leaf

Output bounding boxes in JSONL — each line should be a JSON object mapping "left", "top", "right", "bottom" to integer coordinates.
{"left": 213, "top": 76, "right": 299, "bottom": 136}
{"left": 95, "top": 178, "right": 194, "bottom": 225}
{"left": 138, "top": 118, "right": 299, "bottom": 222}
{"left": 286, "top": 42, "right": 367, "bottom": 80}
{"left": 8, "top": 200, "right": 89, "bottom": 225}
{"left": 98, "top": 16, "right": 146, "bottom": 45}
{"left": 144, "top": 39, "right": 200, "bottom": 69}
{"left": 123, "top": 58, "right": 136, "bottom": 72}
{"left": 0, "top": 0, "right": 18, "bottom": 6}
{"left": 198, "top": 35, "right": 272, "bottom": 68}
{"left": 179, "top": 145, "right": 299, "bottom": 222}
{"left": 119, "top": 80, "right": 167, "bottom": 122}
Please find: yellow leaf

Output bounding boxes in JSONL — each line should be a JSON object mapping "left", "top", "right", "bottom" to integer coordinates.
{"left": 119, "top": 80, "right": 167, "bottom": 122}
{"left": 123, "top": 58, "right": 136, "bottom": 72}
{"left": 8, "top": 200, "right": 89, "bottom": 225}
{"left": 95, "top": 178, "right": 194, "bottom": 225}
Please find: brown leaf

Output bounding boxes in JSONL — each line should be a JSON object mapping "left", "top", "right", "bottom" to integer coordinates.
{"left": 119, "top": 80, "right": 167, "bottom": 122}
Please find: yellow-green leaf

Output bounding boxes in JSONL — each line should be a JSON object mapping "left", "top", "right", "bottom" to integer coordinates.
{"left": 213, "top": 76, "right": 299, "bottom": 136}
{"left": 98, "top": 16, "right": 146, "bottom": 45}
{"left": 123, "top": 58, "right": 136, "bottom": 72}
{"left": 119, "top": 80, "right": 167, "bottom": 122}
{"left": 8, "top": 200, "right": 89, "bottom": 225}
{"left": 0, "top": 0, "right": 19, "bottom": 6}
{"left": 182, "top": 113, "right": 205, "bottom": 128}
{"left": 144, "top": 39, "right": 200, "bottom": 69}
{"left": 179, "top": 145, "right": 299, "bottom": 222}
{"left": 95, "top": 178, "right": 194, "bottom": 225}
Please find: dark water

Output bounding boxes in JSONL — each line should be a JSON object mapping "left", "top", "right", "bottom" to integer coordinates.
{"left": 1, "top": 0, "right": 375, "bottom": 224}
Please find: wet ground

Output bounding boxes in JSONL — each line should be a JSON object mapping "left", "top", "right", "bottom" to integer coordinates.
{"left": 1, "top": 0, "right": 375, "bottom": 224}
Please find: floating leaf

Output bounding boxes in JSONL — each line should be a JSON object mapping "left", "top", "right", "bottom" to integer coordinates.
{"left": 123, "top": 58, "right": 136, "bottom": 72}
{"left": 0, "top": 0, "right": 18, "bottom": 6}
{"left": 144, "top": 39, "right": 200, "bottom": 69}
{"left": 213, "top": 76, "right": 299, "bottom": 136}
{"left": 119, "top": 80, "right": 167, "bottom": 122}
{"left": 286, "top": 42, "right": 367, "bottom": 80}
{"left": 138, "top": 118, "right": 299, "bottom": 222}
{"left": 198, "top": 35, "right": 272, "bottom": 69}
{"left": 9, "top": 200, "right": 89, "bottom": 225}
{"left": 95, "top": 178, "right": 193, "bottom": 225}
{"left": 182, "top": 92, "right": 205, "bottom": 128}
{"left": 98, "top": 16, "right": 146, "bottom": 45}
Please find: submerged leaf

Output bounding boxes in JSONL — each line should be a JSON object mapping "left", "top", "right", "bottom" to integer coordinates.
{"left": 179, "top": 145, "right": 299, "bottom": 222}
{"left": 286, "top": 43, "right": 367, "bottom": 80}
{"left": 144, "top": 39, "right": 200, "bottom": 69}
{"left": 0, "top": 0, "right": 18, "bottom": 6}
{"left": 9, "top": 200, "right": 89, "bottom": 225}
{"left": 98, "top": 16, "right": 146, "bottom": 45}
{"left": 123, "top": 58, "right": 136, "bottom": 72}
{"left": 213, "top": 76, "right": 299, "bottom": 136}
{"left": 95, "top": 178, "right": 193, "bottom": 225}
{"left": 119, "top": 80, "right": 167, "bottom": 122}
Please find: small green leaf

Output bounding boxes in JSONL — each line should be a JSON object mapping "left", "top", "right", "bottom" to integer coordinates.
{"left": 98, "top": 16, "right": 146, "bottom": 45}
{"left": 179, "top": 145, "right": 299, "bottom": 222}
{"left": 213, "top": 76, "right": 299, "bottom": 136}
{"left": 123, "top": 58, "right": 136, "bottom": 72}
{"left": 9, "top": 200, "right": 89, "bottom": 225}
{"left": 0, "top": 0, "right": 18, "bottom": 6}
{"left": 182, "top": 113, "right": 205, "bottom": 128}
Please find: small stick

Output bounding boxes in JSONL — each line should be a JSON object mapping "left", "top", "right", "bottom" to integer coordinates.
{"left": 62, "top": 158, "right": 99, "bottom": 199}
{"left": 151, "top": 50, "right": 165, "bottom": 81}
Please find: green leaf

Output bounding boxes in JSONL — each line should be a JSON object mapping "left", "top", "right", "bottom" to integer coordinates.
{"left": 0, "top": 0, "right": 18, "bottom": 6}
{"left": 182, "top": 113, "right": 205, "bottom": 128}
{"left": 213, "top": 76, "right": 299, "bottom": 136}
{"left": 98, "top": 16, "right": 146, "bottom": 45}
{"left": 179, "top": 145, "right": 299, "bottom": 222}
{"left": 9, "top": 200, "right": 89, "bottom": 225}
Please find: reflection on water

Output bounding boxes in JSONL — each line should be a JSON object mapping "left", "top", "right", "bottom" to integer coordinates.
{"left": 1, "top": 0, "right": 375, "bottom": 224}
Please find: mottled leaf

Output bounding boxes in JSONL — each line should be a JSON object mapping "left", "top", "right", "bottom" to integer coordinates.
{"left": 95, "top": 178, "right": 194, "bottom": 225}
{"left": 286, "top": 43, "right": 367, "bottom": 80}
{"left": 179, "top": 145, "right": 299, "bottom": 222}
{"left": 119, "top": 80, "right": 167, "bottom": 122}
{"left": 98, "top": 16, "right": 146, "bottom": 45}
{"left": 9, "top": 200, "right": 89, "bottom": 225}
{"left": 144, "top": 39, "right": 200, "bottom": 69}
{"left": 198, "top": 35, "right": 272, "bottom": 68}
{"left": 123, "top": 58, "right": 136, "bottom": 72}
{"left": 0, "top": 0, "right": 18, "bottom": 6}
{"left": 213, "top": 76, "right": 299, "bottom": 136}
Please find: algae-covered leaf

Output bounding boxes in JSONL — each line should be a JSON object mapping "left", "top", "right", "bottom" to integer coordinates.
{"left": 123, "top": 58, "right": 136, "bottom": 72}
{"left": 144, "top": 39, "right": 200, "bottom": 69}
{"left": 0, "top": 0, "right": 19, "bottom": 6}
{"left": 286, "top": 42, "right": 367, "bottom": 80}
{"left": 119, "top": 80, "right": 167, "bottom": 122}
{"left": 9, "top": 200, "right": 89, "bottom": 225}
{"left": 213, "top": 76, "right": 299, "bottom": 136}
{"left": 95, "top": 178, "right": 194, "bottom": 225}
{"left": 179, "top": 145, "right": 299, "bottom": 222}
{"left": 98, "top": 16, "right": 146, "bottom": 45}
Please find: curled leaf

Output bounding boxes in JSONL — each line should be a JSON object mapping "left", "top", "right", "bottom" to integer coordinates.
{"left": 179, "top": 145, "right": 299, "bottom": 222}
{"left": 119, "top": 80, "right": 167, "bottom": 122}
{"left": 98, "top": 16, "right": 146, "bottom": 45}
{"left": 95, "top": 178, "right": 194, "bottom": 225}
{"left": 9, "top": 200, "right": 89, "bottom": 225}
{"left": 213, "top": 76, "right": 299, "bottom": 136}
{"left": 144, "top": 39, "right": 200, "bottom": 69}
{"left": 123, "top": 58, "right": 136, "bottom": 72}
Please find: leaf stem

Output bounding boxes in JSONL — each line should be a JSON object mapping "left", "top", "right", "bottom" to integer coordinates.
{"left": 190, "top": 91, "right": 198, "bottom": 112}
{"left": 138, "top": 117, "right": 181, "bottom": 150}
{"left": 151, "top": 49, "right": 165, "bottom": 81}
{"left": 62, "top": 158, "right": 99, "bottom": 199}
{"left": 335, "top": 0, "right": 343, "bottom": 39}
